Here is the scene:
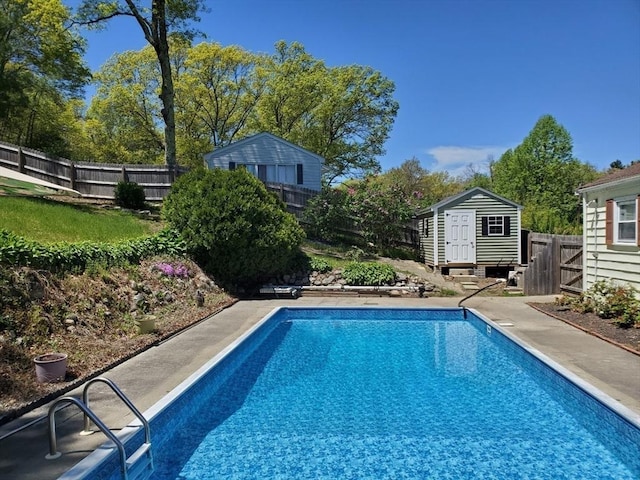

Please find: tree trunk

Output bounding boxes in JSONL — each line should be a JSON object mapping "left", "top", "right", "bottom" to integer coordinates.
{"left": 152, "top": 0, "right": 177, "bottom": 169}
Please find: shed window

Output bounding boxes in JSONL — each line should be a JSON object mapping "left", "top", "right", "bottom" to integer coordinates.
{"left": 608, "top": 197, "right": 637, "bottom": 244}
{"left": 481, "top": 216, "right": 510, "bottom": 237}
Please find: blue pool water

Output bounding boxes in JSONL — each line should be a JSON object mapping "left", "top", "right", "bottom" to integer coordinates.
{"left": 70, "top": 308, "right": 640, "bottom": 480}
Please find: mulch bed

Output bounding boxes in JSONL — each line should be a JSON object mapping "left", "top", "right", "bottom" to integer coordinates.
{"left": 529, "top": 302, "right": 640, "bottom": 356}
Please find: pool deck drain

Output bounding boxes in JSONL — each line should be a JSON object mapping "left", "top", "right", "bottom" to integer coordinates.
{"left": 1, "top": 295, "right": 639, "bottom": 480}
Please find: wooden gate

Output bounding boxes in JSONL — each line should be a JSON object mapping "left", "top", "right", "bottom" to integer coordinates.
{"left": 559, "top": 238, "right": 583, "bottom": 294}
{"left": 523, "top": 233, "right": 583, "bottom": 295}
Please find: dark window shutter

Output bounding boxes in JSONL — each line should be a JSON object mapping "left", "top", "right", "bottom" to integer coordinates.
{"left": 229, "top": 161, "right": 236, "bottom": 171}
{"left": 605, "top": 199, "right": 613, "bottom": 246}
{"left": 481, "top": 217, "right": 488, "bottom": 236}
{"left": 296, "top": 164, "right": 304, "bottom": 185}
{"left": 503, "top": 216, "right": 511, "bottom": 236}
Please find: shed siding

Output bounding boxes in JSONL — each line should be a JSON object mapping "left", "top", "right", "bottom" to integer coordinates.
{"left": 472, "top": 196, "right": 519, "bottom": 265}
{"left": 433, "top": 192, "right": 519, "bottom": 266}
{"left": 421, "top": 215, "right": 435, "bottom": 264}
{"left": 204, "top": 134, "right": 323, "bottom": 191}
{"left": 583, "top": 184, "right": 640, "bottom": 291}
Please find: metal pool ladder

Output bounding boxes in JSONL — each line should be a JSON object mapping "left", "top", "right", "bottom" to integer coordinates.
{"left": 46, "top": 377, "right": 154, "bottom": 480}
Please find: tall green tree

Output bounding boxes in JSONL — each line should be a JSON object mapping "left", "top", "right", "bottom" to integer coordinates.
{"left": 86, "top": 39, "right": 398, "bottom": 180}
{"left": 253, "top": 41, "right": 399, "bottom": 184}
{"left": 176, "top": 42, "right": 266, "bottom": 166}
{"left": 76, "top": 0, "right": 206, "bottom": 169}
{"left": 491, "top": 115, "right": 597, "bottom": 233}
{"left": 86, "top": 47, "right": 165, "bottom": 164}
{"left": 0, "top": 0, "right": 89, "bottom": 146}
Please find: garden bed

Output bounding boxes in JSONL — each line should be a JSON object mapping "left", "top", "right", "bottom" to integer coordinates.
{"left": 529, "top": 302, "right": 640, "bottom": 355}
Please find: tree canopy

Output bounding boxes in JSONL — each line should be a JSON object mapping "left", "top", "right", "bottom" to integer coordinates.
{"left": 75, "top": 0, "right": 207, "bottom": 168}
{"left": 82, "top": 40, "right": 398, "bottom": 177}
{"left": 0, "top": 0, "right": 90, "bottom": 152}
{"left": 491, "top": 114, "right": 597, "bottom": 233}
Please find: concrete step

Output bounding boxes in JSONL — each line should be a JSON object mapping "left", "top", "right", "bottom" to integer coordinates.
{"left": 450, "top": 268, "right": 474, "bottom": 276}
{"left": 452, "top": 274, "right": 479, "bottom": 283}
{"left": 504, "top": 287, "right": 524, "bottom": 295}
{"left": 460, "top": 282, "right": 480, "bottom": 291}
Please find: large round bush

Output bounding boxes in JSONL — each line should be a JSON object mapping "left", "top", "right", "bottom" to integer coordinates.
{"left": 162, "top": 168, "right": 305, "bottom": 286}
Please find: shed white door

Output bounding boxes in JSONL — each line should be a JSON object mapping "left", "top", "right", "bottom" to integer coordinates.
{"left": 444, "top": 210, "right": 476, "bottom": 264}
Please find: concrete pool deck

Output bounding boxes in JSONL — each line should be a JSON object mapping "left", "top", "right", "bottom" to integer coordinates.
{"left": 1, "top": 295, "right": 639, "bottom": 479}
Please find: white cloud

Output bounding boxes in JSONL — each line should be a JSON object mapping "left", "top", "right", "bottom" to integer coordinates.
{"left": 425, "top": 145, "right": 510, "bottom": 177}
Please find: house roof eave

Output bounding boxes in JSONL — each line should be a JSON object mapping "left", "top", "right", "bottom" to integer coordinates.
{"left": 427, "top": 187, "right": 523, "bottom": 211}
{"left": 204, "top": 132, "right": 325, "bottom": 164}
{"left": 576, "top": 174, "right": 640, "bottom": 194}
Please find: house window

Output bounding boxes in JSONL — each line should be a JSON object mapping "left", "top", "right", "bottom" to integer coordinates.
{"left": 614, "top": 198, "right": 637, "bottom": 244}
{"left": 234, "top": 163, "right": 303, "bottom": 185}
{"left": 481, "top": 216, "right": 511, "bottom": 237}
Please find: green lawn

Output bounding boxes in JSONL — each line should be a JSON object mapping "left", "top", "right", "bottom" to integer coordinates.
{"left": 0, "top": 197, "right": 160, "bottom": 243}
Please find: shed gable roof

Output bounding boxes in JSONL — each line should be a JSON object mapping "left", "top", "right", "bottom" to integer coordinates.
{"left": 577, "top": 163, "right": 640, "bottom": 192}
{"left": 420, "top": 187, "right": 522, "bottom": 215}
{"left": 204, "top": 132, "right": 324, "bottom": 165}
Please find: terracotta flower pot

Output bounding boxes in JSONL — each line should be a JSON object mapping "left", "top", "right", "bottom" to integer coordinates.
{"left": 34, "top": 353, "right": 67, "bottom": 383}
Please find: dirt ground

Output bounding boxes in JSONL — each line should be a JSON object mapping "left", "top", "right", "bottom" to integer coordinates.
{"left": 0, "top": 259, "right": 235, "bottom": 425}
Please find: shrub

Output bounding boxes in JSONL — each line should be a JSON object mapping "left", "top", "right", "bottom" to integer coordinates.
{"left": 308, "top": 256, "right": 332, "bottom": 273}
{"left": 162, "top": 168, "right": 305, "bottom": 287}
{"left": 303, "top": 187, "right": 350, "bottom": 243}
{"left": 114, "top": 181, "right": 146, "bottom": 210}
{"left": 342, "top": 261, "right": 395, "bottom": 286}
{"left": 0, "top": 228, "right": 186, "bottom": 272}
{"left": 576, "top": 280, "right": 640, "bottom": 327}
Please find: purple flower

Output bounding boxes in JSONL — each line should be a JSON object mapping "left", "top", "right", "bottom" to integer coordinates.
{"left": 155, "top": 262, "right": 189, "bottom": 278}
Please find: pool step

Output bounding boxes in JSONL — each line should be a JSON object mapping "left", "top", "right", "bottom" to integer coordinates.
{"left": 126, "top": 442, "right": 154, "bottom": 480}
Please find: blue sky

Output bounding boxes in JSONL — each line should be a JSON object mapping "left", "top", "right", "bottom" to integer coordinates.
{"left": 67, "top": 0, "right": 640, "bottom": 177}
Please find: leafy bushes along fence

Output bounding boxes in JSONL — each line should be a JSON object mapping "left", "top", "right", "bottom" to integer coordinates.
{"left": 0, "top": 229, "right": 186, "bottom": 272}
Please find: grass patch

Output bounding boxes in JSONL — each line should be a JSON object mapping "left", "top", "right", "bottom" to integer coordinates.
{"left": 0, "top": 197, "right": 160, "bottom": 243}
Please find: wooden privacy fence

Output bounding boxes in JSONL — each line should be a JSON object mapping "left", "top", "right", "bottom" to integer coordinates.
{"left": 0, "top": 140, "right": 420, "bottom": 249}
{"left": 264, "top": 182, "right": 317, "bottom": 219}
{"left": 0, "top": 141, "right": 187, "bottom": 201}
{"left": 523, "top": 233, "right": 583, "bottom": 295}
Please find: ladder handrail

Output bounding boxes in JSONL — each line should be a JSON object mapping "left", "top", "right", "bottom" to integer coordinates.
{"left": 457, "top": 279, "right": 506, "bottom": 308}
{"left": 46, "top": 397, "right": 128, "bottom": 479}
{"left": 82, "top": 377, "right": 151, "bottom": 444}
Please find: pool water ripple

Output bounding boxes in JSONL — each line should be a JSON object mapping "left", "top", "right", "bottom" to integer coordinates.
{"left": 145, "top": 316, "right": 639, "bottom": 479}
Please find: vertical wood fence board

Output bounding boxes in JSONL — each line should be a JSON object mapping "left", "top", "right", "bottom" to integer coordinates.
{"left": 523, "top": 233, "right": 583, "bottom": 295}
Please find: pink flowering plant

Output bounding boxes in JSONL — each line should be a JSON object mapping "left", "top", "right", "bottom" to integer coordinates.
{"left": 154, "top": 262, "right": 189, "bottom": 278}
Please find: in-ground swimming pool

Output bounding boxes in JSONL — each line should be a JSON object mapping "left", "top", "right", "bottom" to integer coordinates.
{"left": 61, "top": 307, "right": 640, "bottom": 479}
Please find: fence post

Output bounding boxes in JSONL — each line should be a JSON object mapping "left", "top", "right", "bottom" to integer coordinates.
{"left": 70, "top": 163, "right": 76, "bottom": 191}
{"left": 120, "top": 166, "right": 128, "bottom": 183}
{"left": 18, "top": 147, "right": 26, "bottom": 173}
{"left": 552, "top": 236, "right": 561, "bottom": 294}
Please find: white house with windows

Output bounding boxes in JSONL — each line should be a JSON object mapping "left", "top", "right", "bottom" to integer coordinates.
{"left": 577, "top": 163, "right": 640, "bottom": 292}
{"left": 203, "top": 132, "right": 324, "bottom": 191}
{"left": 416, "top": 187, "right": 522, "bottom": 277}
